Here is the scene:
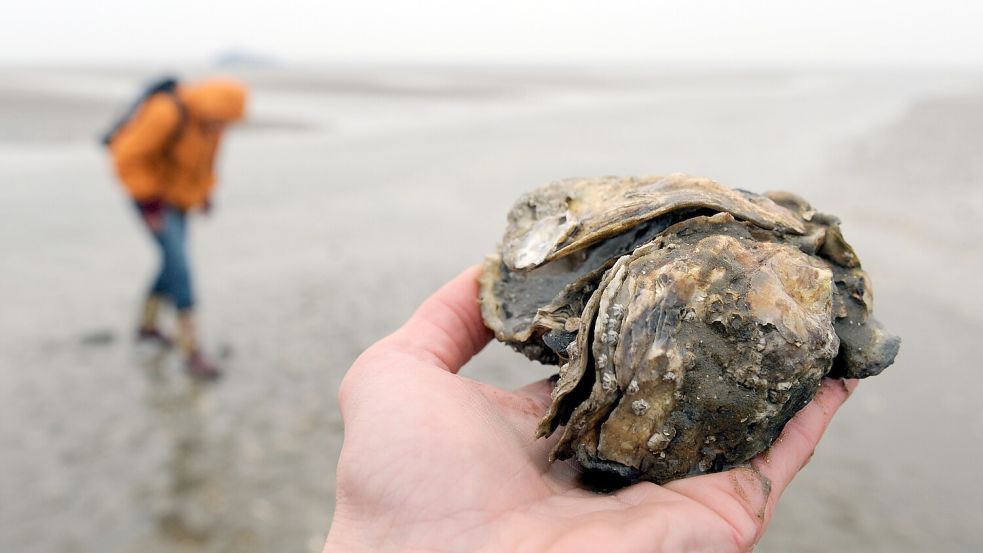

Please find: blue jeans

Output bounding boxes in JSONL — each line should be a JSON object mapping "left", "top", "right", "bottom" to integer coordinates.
{"left": 145, "top": 207, "right": 195, "bottom": 310}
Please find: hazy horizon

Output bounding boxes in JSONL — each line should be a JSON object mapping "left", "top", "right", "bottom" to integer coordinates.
{"left": 6, "top": 0, "right": 983, "bottom": 67}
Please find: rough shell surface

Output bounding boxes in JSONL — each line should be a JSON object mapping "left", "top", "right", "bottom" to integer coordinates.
{"left": 479, "top": 174, "right": 900, "bottom": 484}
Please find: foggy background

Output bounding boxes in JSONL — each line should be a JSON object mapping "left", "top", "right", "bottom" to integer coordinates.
{"left": 2, "top": 2, "right": 982, "bottom": 553}
{"left": 6, "top": 0, "right": 983, "bottom": 66}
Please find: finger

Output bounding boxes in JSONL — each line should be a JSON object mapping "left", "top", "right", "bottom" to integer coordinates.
{"left": 474, "top": 378, "right": 553, "bottom": 427}
{"left": 382, "top": 265, "right": 492, "bottom": 374}
{"left": 751, "top": 378, "right": 858, "bottom": 500}
{"left": 663, "top": 378, "right": 858, "bottom": 546}
{"left": 513, "top": 377, "right": 554, "bottom": 402}
{"left": 473, "top": 378, "right": 564, "bottom": 472}
{"left": 507, "top": 378, "right": 556, "bottom": 425}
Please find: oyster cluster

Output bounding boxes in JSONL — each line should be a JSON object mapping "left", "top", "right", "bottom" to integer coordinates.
{"left": 479, "top": 174, "right": 900, "bottom": 484}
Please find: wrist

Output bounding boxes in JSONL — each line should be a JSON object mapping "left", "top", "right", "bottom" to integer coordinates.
{"left": 322, "top": 527, "right": 375, "bottom": 553}
{"left": 322, "top": 511, "right": 457, "bottom": 553}
{"left": 323, "top": 512, "right": 383, "bottom": 553}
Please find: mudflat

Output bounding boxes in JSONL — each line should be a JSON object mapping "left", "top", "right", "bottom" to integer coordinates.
{"left": 1, "top": 65, "right": 980, "bottom": 553}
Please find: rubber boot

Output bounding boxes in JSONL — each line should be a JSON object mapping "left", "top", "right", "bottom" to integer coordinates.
{"left": 137, "top": 294, "right": 173, "bottom": 347}
{"left": 177, "top": 310, "right": 221, "bottom": 380}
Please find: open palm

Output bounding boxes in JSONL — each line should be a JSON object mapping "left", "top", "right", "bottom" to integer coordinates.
{"left": 325, "top": 266, "right": 856, "bottom": 553}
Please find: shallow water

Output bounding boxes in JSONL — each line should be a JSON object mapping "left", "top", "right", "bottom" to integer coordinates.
{"left": 1, "top": 65, "right": 981, "bottom": 552}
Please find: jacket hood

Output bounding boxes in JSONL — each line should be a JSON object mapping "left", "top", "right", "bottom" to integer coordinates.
{"left": 182, "top": 77, "right": 248, "bottom": 122}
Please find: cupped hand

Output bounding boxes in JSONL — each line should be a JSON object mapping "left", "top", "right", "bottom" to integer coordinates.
{"left": 325, "top": 266, "right": 857, "bottom": 553}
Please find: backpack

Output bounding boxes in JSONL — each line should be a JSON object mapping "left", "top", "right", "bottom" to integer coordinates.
{"left": 100, "top": 76, "right": 186, "bottom": 148}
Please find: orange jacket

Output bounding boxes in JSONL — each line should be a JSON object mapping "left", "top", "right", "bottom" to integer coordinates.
{"left": 110, "top": 78, "right": 248, "bottom": 210}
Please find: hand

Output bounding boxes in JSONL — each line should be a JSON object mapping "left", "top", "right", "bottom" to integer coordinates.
{"left": 325, "top": 266, "right": 857, "bottom": 553}
{"left": 137, "top": 199, "right": 165, "bottom": 233}
{"left": 201, "top": 197, "right": 213, "bottom": 215}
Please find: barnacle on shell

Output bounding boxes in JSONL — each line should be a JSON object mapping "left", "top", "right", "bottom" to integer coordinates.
{"left": 479, "top": 174, "right": 900, "bottom": 484}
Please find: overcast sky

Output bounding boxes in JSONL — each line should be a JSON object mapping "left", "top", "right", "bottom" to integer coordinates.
{"left": 4, "top": 0, "right": 983, "bottom": 66}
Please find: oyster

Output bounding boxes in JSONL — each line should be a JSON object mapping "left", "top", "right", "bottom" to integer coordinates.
{"left": 480, "top": 174, "right": 900, "bottom": 484}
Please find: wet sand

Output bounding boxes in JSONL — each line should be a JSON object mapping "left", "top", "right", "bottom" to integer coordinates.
{"left": 1, "top": 65, "right": 981, "bottom": 552}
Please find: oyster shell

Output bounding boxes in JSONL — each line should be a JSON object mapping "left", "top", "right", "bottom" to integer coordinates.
{"left": 480, "top": 174, "right": 900, "bottom": 484}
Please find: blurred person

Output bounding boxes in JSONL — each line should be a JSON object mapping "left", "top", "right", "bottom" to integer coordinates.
{"left": 323, "top": 266, "right": 858, "bottom": 552}
{"left": 107, "top": 76, "right": 248, "bottom": 379}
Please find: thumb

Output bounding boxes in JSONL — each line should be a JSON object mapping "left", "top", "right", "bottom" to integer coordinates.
{"left": 377, "top": 265, "right": 492, "bottom": 374}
